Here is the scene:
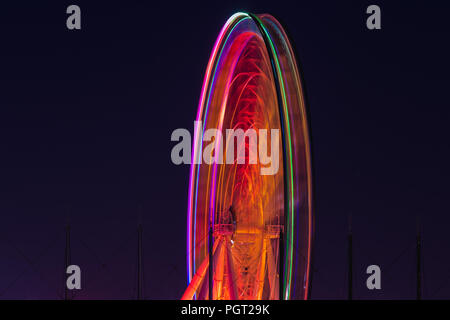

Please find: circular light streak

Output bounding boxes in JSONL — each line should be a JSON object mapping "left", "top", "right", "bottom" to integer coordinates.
{"left": 186, "top": 12, "right": 313, "bottom": 300}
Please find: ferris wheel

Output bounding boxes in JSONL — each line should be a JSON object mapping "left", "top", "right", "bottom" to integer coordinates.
{"left": 182, "top": 12, "right": 314, "bottom": 300}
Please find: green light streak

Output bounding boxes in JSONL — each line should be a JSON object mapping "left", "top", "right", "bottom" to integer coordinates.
{"left": 252, "top": 15, "right": 295, "bottom": 300}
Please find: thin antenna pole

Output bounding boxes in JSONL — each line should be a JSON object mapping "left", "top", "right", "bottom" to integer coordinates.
{"left": 136, "top": 205, "right": 144, "bottom": 300}
{"left": 137, "top": 223, "right": 143, "bottom": 300}
{"left": 64, "top": 223, "right": 71, "bottom": 300}
{"left": 348, "top": 214, "right": 353, "bottom": 300}
{"left": 416, "top": 217, "right": 422, "bottom": 300}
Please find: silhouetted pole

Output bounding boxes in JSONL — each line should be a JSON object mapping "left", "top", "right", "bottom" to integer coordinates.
{"left": 208, "top": 225, "right": 213, "bottom": 300}
{"left": 416, "top": 226, "right": 422, "bottom": 300}
{"left": 279, "top": 230, "right": 284, "bottom": 300}
{"left": 64, "top": 223, "right": 71, "bottom": 300}
{"left": 347, "top": 217, "right": 353, "bottom": 300}
{"left": 137, "top": 223, "right": 143, "bottom": 300}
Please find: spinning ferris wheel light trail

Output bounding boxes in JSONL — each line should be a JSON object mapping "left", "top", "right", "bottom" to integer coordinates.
{"left": 182, "top": 12, "right": 314, "bottom": 300}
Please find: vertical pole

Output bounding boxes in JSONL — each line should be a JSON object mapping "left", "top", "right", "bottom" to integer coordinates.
{"left": 64, "top": 223, "right": 71, "bottom": 300}
{"left": 137, "top": 223, "right": 143, "bottom": 300}
{"left": 416, "top": 227, "right": 422, "bottom": 300}
{"left": 279, "top": 230, "right": 284, "bottom": 300}
{"left": 208, "top": 225, "right": 213, "bottom": 300}
{"left": 348, "top": 216, "right": 353, "bottom": 300}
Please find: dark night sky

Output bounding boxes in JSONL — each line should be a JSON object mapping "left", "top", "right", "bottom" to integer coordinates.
{"left": 0, "top": 1, "right": 449, "bottom": 299}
